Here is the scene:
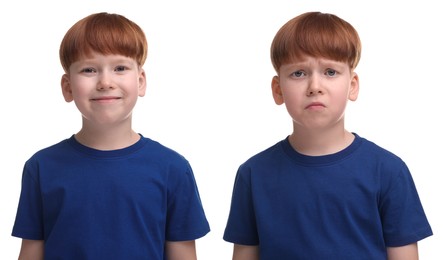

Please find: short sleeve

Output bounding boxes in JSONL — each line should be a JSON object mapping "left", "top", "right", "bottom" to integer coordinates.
{"left": 223, "top": 166, "right": 259, "bottom": 245}
{"left": 165, "top": 162, "right": 210, "bottom": 241}
{"left": 12, "top": 160, "right": 45, "bottom": 240}
{"left": 379, "top": 162, "right": 433, "bottom": 246}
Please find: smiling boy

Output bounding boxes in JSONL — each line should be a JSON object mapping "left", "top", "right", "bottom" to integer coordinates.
{"left": 12, "top": 12, "right": 209, "bottom": 259}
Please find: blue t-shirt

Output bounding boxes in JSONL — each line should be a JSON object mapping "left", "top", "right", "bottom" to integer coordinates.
{"left": 223, "top": 134, "right": 432, "bottom": 259}
{"left": 12, "top": 135, "right": 210, "bottom": 259}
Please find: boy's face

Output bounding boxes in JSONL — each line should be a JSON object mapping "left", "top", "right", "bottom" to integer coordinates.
{"left": 61, "top": 52, "right": 146, "bottom": 126}
{"left": 271, "top": 56, "right": 359, "bottom": 131}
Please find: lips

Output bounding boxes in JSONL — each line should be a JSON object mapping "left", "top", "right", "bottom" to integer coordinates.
{"left": 91, "top": 96, "right": 121, "bottom": 101}
{"left": 305, "top": 102, "right": 325, "bottom": 109}
{"left": 91, "top": 96, "right": 122, "bottom": 103}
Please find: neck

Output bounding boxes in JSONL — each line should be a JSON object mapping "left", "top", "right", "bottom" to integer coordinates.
{"left": 288, "top": 127, "right": 354, "bottom": 156}
{"left": 75, "top": 118, "right": 140, "bottom": 151}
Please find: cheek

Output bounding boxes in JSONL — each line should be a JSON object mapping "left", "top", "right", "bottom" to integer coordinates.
{"left": 71, "top": 86, "right": 89, "bottom": 99}
{"left": 329, "top": 91, "right": 352, "bottom": 114}
{"left": 281, "top": 91, "right": 304, "bottom": 116}
{"left": 70, "top": 78, "right": 93, "bottom": 95}
{"left": 281, "top": 87, "right": 303, "bottom": 104}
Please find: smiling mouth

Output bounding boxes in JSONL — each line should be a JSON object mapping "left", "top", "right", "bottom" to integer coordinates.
{"left": 91, "top": 97, "right": 122, "bottom": 104}
{"left": 91, "top": 97, "right": 121, "bottom": 101}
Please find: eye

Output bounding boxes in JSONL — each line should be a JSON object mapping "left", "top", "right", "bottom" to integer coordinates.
{"left": 325, "top": 69, "right": 337, "bottom": 77}
{"left": 115, "top": 66, "right": 127, "bottom": 72}
{"left": 291, "top": 70, "right": 305, "bottom": 78}
{"left": 81, "top": 67, "right": 96, "bottom": 73}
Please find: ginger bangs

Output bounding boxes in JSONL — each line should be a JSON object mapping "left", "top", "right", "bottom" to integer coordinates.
{"left": 59, "top": 12, "right": 147, "bottom": 72}
{"left": 271, "top": 12, "right": 361, "bottom": 72}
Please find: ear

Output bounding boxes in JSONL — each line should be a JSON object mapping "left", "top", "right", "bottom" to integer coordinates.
{"left": 271, "top": 76, "right": 284, "bottom": 105}
{"left": 138, "top": 68, "right": 147, "bottom": 97}
{"left": 348, "top": 72, "right": 359, "bottom": 101}
{"left": 61, "top": 74, "right": 74, "bottom": 102}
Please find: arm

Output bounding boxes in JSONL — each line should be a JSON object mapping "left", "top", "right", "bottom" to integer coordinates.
{"left": 387, "top": 243, "right": 418, "bottom": 260}
{"left": 18, "top": 239, "right": 44, "bottom": 260}
{"left": 165, "top": 240, "right": 197, "bottom": 260}
{"left": 233, "top": 244, "right": 259, "bottom": 260}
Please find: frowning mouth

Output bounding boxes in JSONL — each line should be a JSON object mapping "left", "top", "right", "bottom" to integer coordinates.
{"left": 305, "top": 102, "right": 325, "bottom": 109}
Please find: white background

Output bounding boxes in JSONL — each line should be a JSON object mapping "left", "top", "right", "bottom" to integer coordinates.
{"left": 1, "top": 0, "right": 441, "bottom": 259}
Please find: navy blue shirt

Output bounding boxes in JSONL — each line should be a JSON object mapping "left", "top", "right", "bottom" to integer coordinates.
{"left": 12, "top": 135, "right": 210, "bottom": 259}
{"left": 224, "top": 134, "right": 432, "bottom": 259}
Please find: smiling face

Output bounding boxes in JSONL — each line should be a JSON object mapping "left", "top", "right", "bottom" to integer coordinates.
{"left": 61, "top": 52, "right": 146, "bottom": 127}
{"left": 272, "top": 56, "right": 359, "bottom": 131}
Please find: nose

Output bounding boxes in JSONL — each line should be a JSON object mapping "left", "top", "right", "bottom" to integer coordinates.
{"left": 306, "top": 76, "right": 323, "bottom": 96}
{"left": 97, "top": 72, "right": 115, "bottom": 90}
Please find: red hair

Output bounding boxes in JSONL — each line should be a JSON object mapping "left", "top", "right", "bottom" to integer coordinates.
{"left": 271, "top": 12, "right": 361, "bottom": 72}
{"left": 59, "top": 12, "right": 147, "bottom": 72}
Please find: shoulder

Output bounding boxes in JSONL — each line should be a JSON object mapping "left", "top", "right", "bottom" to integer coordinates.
{"left": 353, "top": 134, "right": 412, "bottom": 186}
{"left": 356, "top": 134, "right": 407, "bottom": 167}
{"left": 234, "top": 140, "right": 287, "bottom": 182}
{"left": 26, "top": 138, "right": 72, "bottom": 163}
{"left": 139, "top": 137, "right": 194, "bottom": 178}
{"left": 240, "top": 140, "right": 285, "bottom": 167}
{"left": 140, "top": 137, "right": 189, "bottom": 164}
